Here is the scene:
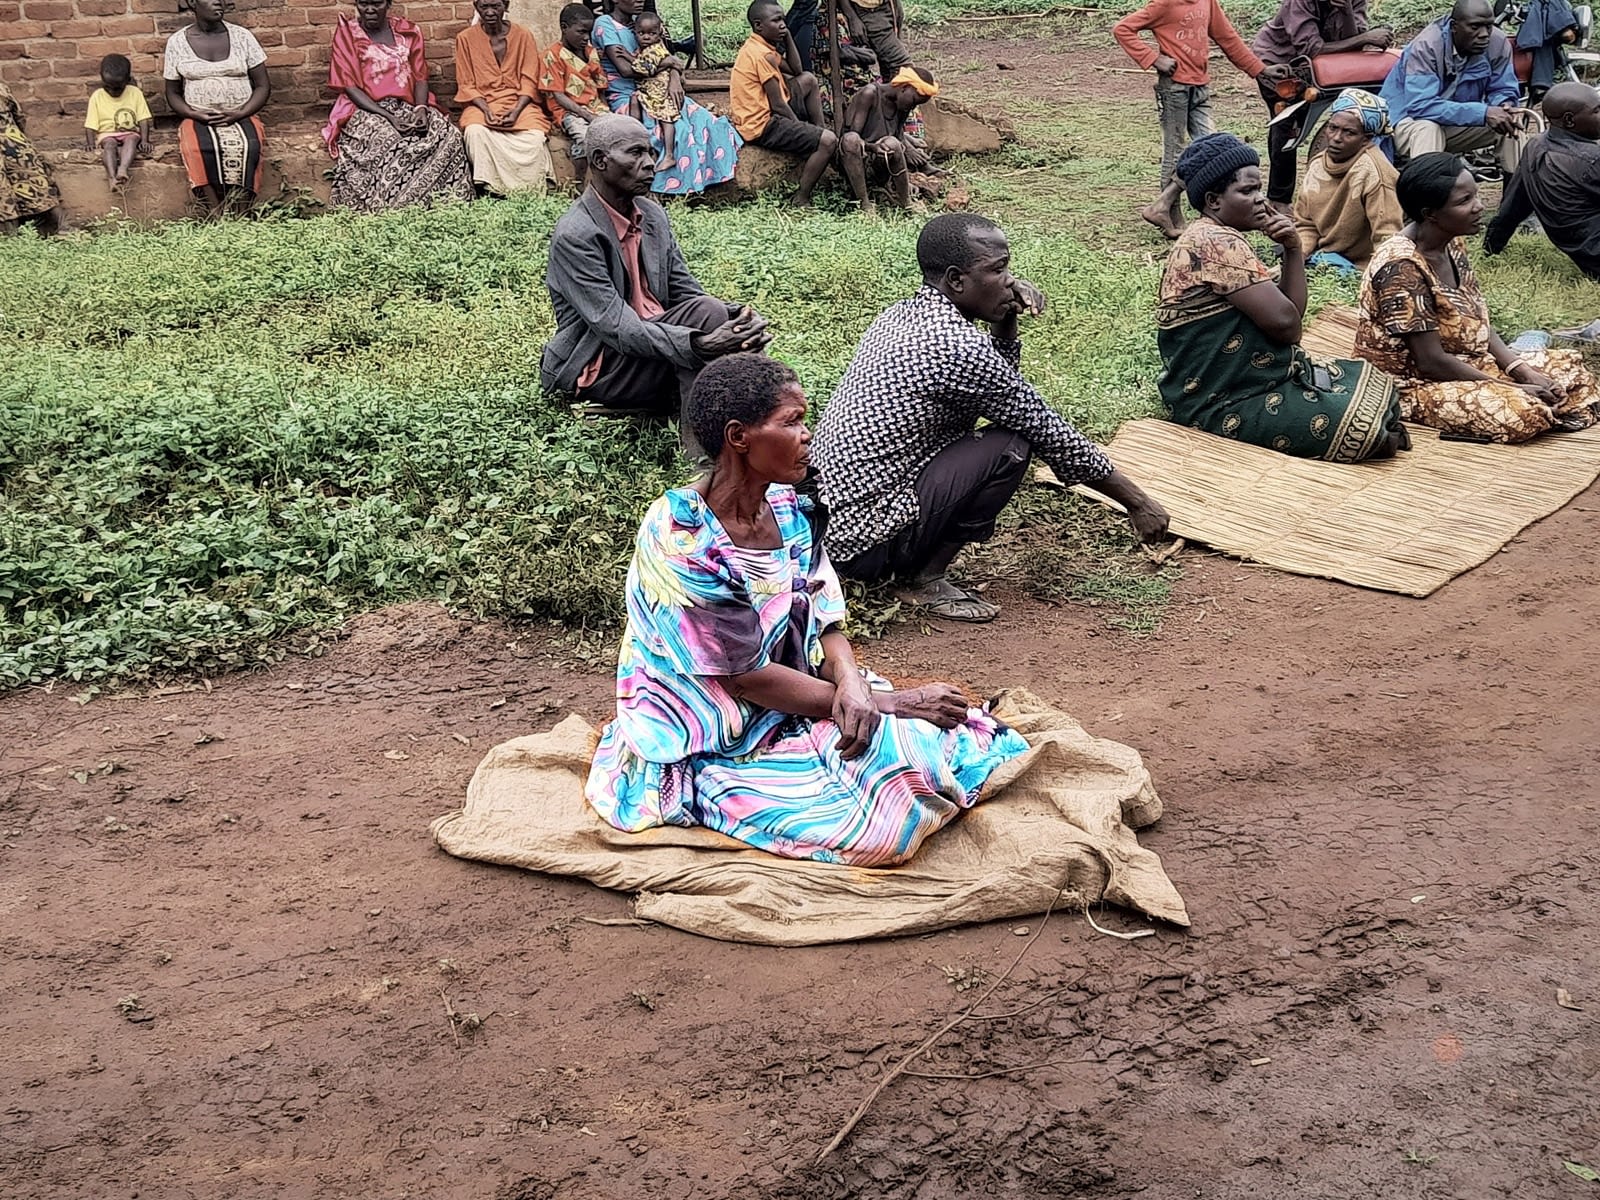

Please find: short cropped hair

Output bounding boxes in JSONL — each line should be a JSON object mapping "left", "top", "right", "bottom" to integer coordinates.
{"left": 559, "top": 3, "right": 595, "bottom": 29}
{"left": 586, "top": 113, "right": 649, "bottom": 164}
{"left": 634, "top": 9, "right": 662, "bottom": 25}
{"left": 747, "top": 0, "right": 781, "bottom": 24}
{"left": 1396, "top": 152, "right": 1468, "bottom": 223}
{"left": 687, "top": 353, "right": 801, "bottom": 460}
{"left": 100, "top": 53, "right": 132, "bottom": 81}
{"left": 916, "top": 213, "right": 1002, "bottom": 280}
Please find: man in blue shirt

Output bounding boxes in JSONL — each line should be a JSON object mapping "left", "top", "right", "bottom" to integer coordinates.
{"left": 1380, "top": 0, "right": 1529, "bottom": 176}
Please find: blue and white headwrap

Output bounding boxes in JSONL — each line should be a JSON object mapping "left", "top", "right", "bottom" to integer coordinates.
{"left": 1328, "top": 89, "right": 1391, "bottom": 137}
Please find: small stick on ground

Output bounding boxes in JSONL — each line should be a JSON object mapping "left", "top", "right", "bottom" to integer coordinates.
{"left": 815, "top": 875, "right": 1075, "bottom": 1163}
{"left": 901, "top": 1055, "right": 1099, "bottom": 1081}
{"left": 440, "top": 987, "right": 462, "bottom": 1050}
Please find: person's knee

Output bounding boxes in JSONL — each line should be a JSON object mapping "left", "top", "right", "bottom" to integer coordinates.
{"left": 796, "top": 71, "right": 818, "bottom": 94}
{"left": 994, "top": 431, "right": 1032, "bottom": 474}
{"left": 878, "top": 136, "right": 903, "bottom": 162}
{"left": 841, "top": 130, "right": 864, "bottom": 155}
{"left": 682, "top": 293, "right": 734, "bottom": 329}
{"left": 817, "top": 129, "right": 838, "bottom": 153}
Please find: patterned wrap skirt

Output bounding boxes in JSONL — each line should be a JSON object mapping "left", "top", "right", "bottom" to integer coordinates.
{"left": 1158, "top": 298, "right": 1405, "bottom": 462}
{"left": 1, "top": 107, "right": 60, "bottom": 221}
{"left": 331, "top": 99, "right": 474, "bottom": 214}
{"left": 177, "top": 116, "right": 265, "bottom": 196}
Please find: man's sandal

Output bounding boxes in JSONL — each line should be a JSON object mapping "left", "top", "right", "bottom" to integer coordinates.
{"left": 895, "top": 577, "right": 999, "bottom": 624}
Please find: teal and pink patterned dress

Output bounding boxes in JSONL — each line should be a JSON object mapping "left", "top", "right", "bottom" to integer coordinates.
{"left": 584, "top": 484, "right": 1027, "bottom": 867}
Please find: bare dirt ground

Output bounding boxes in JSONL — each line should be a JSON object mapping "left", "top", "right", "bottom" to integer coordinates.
{"left": 5, "top": 23, "right": 1599, "bottom": 1200}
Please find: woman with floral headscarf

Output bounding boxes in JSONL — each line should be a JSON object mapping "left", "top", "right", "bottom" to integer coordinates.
{"left": 1292, "top": 89, "right": 1401, "bottom": 271}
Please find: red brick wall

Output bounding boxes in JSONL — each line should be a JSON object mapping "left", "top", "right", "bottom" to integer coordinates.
{"left": 1, "top": 0, "right": 482, "bottom": 142}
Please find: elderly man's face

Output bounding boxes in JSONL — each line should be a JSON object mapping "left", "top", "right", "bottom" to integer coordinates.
{"left": 595, "top": 127, "right": 657, "bottom": 196}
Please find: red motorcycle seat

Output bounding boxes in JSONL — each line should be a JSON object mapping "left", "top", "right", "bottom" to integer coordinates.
{"left": 1309, "top": 48, "right": 1402, "bottom": 87}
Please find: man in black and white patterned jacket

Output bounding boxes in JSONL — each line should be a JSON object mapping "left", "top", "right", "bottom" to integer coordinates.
{"left": 812, "top": 213, "right": 1169, "bottom": 623}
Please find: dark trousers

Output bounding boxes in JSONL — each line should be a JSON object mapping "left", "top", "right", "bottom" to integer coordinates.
{"left": 786, "top": 0, "right": 819, "bottom": 72}
{"left": 576, "top": 293, "right": 732, "bottom": 419}
{"left": 859, "top": 4, "right": 911, "bottom": 74}
{"left": 1258, "top": 77, "right": 1301, "bottom": 205}
{"left": 837, "top": 429, "right": 1031, "bottom": 582}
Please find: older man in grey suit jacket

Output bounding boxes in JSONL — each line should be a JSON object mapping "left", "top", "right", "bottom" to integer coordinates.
{"left": 542, "top": 115, "right": 771, "bottom": 437}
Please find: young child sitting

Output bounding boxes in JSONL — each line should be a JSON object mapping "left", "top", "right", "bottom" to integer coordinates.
{"left": 840, "top": 66, "right": 938, "bottom": 214}
{"left": 539, "top": 4, "right": 611, "bottom": 184}
{"left": 731, "top": 0, "right": 837, "bottom": 207}
{"left": 84, "top": 53, "right": 153, "bottom": 188}
{"left": 627, "top": 11, "right": 684, "bottom": 172}
{"left": 1112, "top": 0, "right": 1289, "bottom": 238}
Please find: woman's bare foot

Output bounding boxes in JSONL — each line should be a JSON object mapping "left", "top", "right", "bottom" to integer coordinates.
{"left": 1139, "top": 201, "right": 1181, "bottom": 239}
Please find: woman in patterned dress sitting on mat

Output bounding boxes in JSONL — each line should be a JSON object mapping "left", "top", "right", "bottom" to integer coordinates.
{"left": 1156, "top": 133, "right": 1409, "bottom": 462}
{"left": 584, "top": 353, "right": 1028, "bottom": 867}
{"left": 1355, "top": 152, "right": 1600, "bottom": 443}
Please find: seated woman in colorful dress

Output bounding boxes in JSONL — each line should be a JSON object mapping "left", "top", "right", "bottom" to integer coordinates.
{"left": 323, "top": 0, "right": 474, "bottom": 213}
{"left": 1293, "top": 90, "right": 1401, "bottom": 272}
{"left": 1356, "top": 152, "right": 1600, "bottom": 442}
{"left": 162, "top": 0, "right": 271, "bottom": 214}
{"left": 584, "top": 353, "right": 1028, "bottom": 867}
{"left": 0, "top": 79, "right": 61, "bottom": 235}
{"left": 453, "top": 0, "right": 553, "bottom": 195}
{"left": 591, "top": 0, "right": 740, "bottom": 195}
{"left": 1156, "top": 133, "right": 1408, "bottom": 462}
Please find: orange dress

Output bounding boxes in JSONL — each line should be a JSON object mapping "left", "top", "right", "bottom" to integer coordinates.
{"left": 1357, "top": 235, "right": 1599, "bottom": 442}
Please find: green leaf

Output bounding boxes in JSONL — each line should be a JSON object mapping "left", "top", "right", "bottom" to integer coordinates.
{"left": 1566, "top": 1162, "right": 1600, "bottom": 1183}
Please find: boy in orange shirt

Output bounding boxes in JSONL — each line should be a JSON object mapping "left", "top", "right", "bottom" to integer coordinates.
{"left": 538, "top": 4, "right": 610, "bottom": 185}
{"left": 1113, "top": 0, "right": 1288, "bottom": 237}
{"left": 730, "top": 0, "right": 838, "bottom": 207}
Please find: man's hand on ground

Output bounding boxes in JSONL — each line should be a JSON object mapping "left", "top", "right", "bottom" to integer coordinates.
{"left": 1128, "top": 498, "right": 1171, "bottom": 544}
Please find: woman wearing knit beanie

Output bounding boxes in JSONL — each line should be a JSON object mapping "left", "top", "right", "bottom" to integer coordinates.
{"left": 1153, "top": 133, "right": 1408, "bottom": 463}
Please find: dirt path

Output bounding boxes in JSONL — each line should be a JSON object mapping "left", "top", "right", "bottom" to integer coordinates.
{"left": 6, "top": 472, "right": 1599, "bottom": 1199}
{"left": 5, "top": 21, "right": 1597, "bottom": 1200}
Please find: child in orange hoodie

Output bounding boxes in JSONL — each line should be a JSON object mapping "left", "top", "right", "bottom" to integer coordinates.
{"left": 1113, "top": 0, "right": 1288, "bottom": 237}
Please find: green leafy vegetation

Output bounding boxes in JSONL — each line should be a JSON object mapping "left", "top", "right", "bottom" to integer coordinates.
{"left": 5, "top": 13, "right": 1598, "bottom": 689}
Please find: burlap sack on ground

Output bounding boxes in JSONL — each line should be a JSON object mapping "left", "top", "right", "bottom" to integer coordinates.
{"left": 430, "top": 688, "right": 1189, "bottom": 946}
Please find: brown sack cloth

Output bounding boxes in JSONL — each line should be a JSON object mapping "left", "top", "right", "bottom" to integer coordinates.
{"left": 430, "top": 688, "right": 1189, "bottom": 946}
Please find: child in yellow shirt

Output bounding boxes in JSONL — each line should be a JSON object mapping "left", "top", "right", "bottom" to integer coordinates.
{"left": 84, "top": 54, "right": 153, "bottom": 187}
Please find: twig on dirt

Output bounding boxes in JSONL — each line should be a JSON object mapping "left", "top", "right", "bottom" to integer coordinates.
{"left": 967, "top": 978, "right": 1085, "bottom": 1022}
{"left": 948, "top": 5, "right": 1100, "bottom": 20}
{"left": 991, "top": 165, "right": 1056, "bottom": 177}
{"left": 440, "top": 987, "right": 462, "bottom": 1050}
{"left": 815, "top": 876, "right": 1074, "bottom": 1163}
{"left": 1085, "top": 907, "right": 1156, "bottom": 941}
{"left": 901, "top": 1055, "right": 1097, "bottom": 1081}
{"left": 577, "top": 916, "right": 656, "bottom": 928}
{"left": 1093, "top": 65, "right": 1149, "bottom": 74}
